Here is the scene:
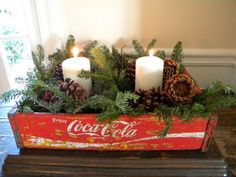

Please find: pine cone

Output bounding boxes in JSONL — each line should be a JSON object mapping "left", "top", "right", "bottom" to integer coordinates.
{"left": 125, "top": 61, "right": 135, "bottom": 84}
{"left": 134, "top": 87, "right": 166, "bottom": 112}
{"left": 38, "top": 89, "right": 57, "bottom": 103}
{"left": 54, "top": 63, "right": 64, "bottom": 81}
{"left": 163, "top": 58, "right": 178, "bottom": 85}
{"left": 57, "top": 78, "right": 87, "bottom": 102}
{"left": 165, "top": 74, "right": 195, "bottom": 104}
{"left": 42, "top": 90, "right": 53, "bottom": 103}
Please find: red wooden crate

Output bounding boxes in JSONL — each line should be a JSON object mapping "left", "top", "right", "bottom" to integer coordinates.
{"left": 8, "top": 111, "right": 217, "bottom": 152}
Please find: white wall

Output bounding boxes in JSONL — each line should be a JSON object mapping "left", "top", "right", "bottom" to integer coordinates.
{"left": 179, "top": 49, "right": 236, "bottom": 90}
{"left": 49, "top": 0, "right": 236, "bottom": 48}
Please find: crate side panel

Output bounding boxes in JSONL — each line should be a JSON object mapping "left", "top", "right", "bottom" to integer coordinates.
{"left": 14, "top": 113, "right": 209, "bottom": 150}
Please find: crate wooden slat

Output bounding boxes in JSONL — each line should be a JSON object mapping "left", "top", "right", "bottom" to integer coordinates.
{"left": 8, "top": 111, "right": 217, "bottom": 151}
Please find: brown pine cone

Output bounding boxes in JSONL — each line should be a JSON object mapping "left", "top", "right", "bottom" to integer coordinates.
{"left": 57, "top": 78, "right": 87, "bottom": 102}
{"left": 125, "top": 61, "right": 135, "bottom": 83}
{"left": 134, "top": 87, "right": 166, "bottom": 112}
{"left": 165, "top": 74, "right": 195, "bottom": 104}
{"left": 42, "top": 90, "right": 53, "bottom": 103}
{"left": 163, "top": 58, "right": 178, "bottom": 86}
{"left": 38, "top": 89, "right": 58, "bottom": 103}
{"left": 54, "top": 63, "right": 64, "bottom": 81}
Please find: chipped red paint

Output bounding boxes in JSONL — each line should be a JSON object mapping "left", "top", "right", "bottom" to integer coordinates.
{"left": 201, "top": 115, "right": 218, "bottom": 152}
{"left": 8, "top": 112, "right": 217, "bottom": 151}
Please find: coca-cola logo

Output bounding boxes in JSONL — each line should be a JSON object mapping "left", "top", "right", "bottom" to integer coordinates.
{"left": 67, "top": 120, "right": 140, "bottom": 138}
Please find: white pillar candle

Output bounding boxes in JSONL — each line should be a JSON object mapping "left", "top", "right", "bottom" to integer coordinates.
{"left": 62, "top": 47, "right": 92, "bottom": 95}
{"left": 135, "top": 50, "right": 164, "bottom": 90}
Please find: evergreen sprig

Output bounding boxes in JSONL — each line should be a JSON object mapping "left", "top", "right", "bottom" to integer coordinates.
{"left": 132, "top": 40, "right": 146, "bottom": 57}
{"left": 155, "top": 50, "right": 166, "bottom": 59}
{"left": 31, "top": 45, "right": 46, "bottom": 81}
{"left": 146, "top": 39, "right": 157, "bottom": 53}
{"left": 0, "top": 89, "right": 24, "bottom": 102}
{"left": 91, "top": 47, "right": 109, "bottom": 70}
{"left": 171, "top": 41, "right": 184, "bottom": 64}
{"left": 75, "top": 92, "right": 139, "bottom": 122}
{"left": 129, "top": 39, "right": 167, "bottom": 61}
{"left": 115, "top": 91, "right": 139, "bottom": 114}
{"left": 79, "top": 45, "right": 131, "bottom": 96}
{"left": 205, "top": 81, "right": 233, "bottom": 97}
{"left": 79, "top": 70, "right": 112, "bottom": 81}
{"left": 131, "top": 39, "right": 160, "bottom": 58}
{"left": 171, "top": 41, "right": 185, "bottom": 73}
{"left": 65, "top": 34, "right": 75, "bottom": 58}
{"left": 48, "top": 48, "right": 67, "bottom": 65}
{"left": 32, "top": 44, "right": 61, "bottom": 83}
{"left": 81, "top": 40, "right": 98, "bottom": 58}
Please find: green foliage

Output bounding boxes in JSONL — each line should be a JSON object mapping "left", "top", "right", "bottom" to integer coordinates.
{"left": 206, "top": 97, "right": 236, "bottom": 113}
{"left": 47, "top": 34, "right": 75, "bottom": 64}
{"left": 1, "top": 69, "right": 79, "bottom": 114}
{"left": 76, "top": 92, "right": 139, "bottom": 122}
{"left": 90, "top": 46, "right": 118, "bottom": 96}
{"left": 31, "top": 45, "right": 47, "bottom": 81}
{"left": 171, "top": 41, "right": 184, "bottom": 73}
{"left": 171, "top": 41, "right": 184, "bottom": 64}
{"left": 79, "top": 70, "right": 112, "bottom": 82}
{"left": 131, "top": 39, "right": 160, "bottom": 58}
{"left": 65, "top": 34, "right": 75, "bottom": 56}
{"left": 0, "top": 89, "right": 23, "bottom": 102}
{"left": 111, "top": 46, "right": 128, "bottom": 75}
{"left": 20, "top": 106, "right": 34, "bottom": 113}
{"left": 158, "top": 115, "right": 173, "bottom": 138}
{"left": 205, "top": 81, "right": 233, "bottom": 97}
{"left": 48, "top": 48, "right": 67, "bottom": 65}
{"left": 132, "top": 40, "right": 146, "bottom": 57}
{"left": 115, "top": 92, "right": 139, "bottom": 114}
{"left": 46, "top": 35, "right": 77, "bottom": 82}
{"left": 129, "top": 39, "right": 166, "bottom": 63}
{"left": 196, "top": 81, "right": 236, "bottom": 113}
{"left": 91, "top": 47, "right": 109, "bottom": 70}
{"left": 155, "top": 50, "right": 166, "bottom": 59}
{"left": 1, "top": 36, "right": 236, "bottom": 138}
{"left": 79, "top": 44, "right": 131, "bottom": 96}
{"left": 154, "top": 81, "right": 236, "bottom": 137}
{"left": 81, "top": 40, "right": 98, "bottom": 58}
{"left": 29, "top": 80, "right": 79, "bottom": 113}
{"left": 146, "top": 39, "right": 157, "bottom": 53}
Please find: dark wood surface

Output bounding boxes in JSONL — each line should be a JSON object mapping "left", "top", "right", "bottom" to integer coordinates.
{"left": 2, "top": 139, "right": 228, "bottom": 177}
{"left": 0, "top": 103, "right": 235, "bottom": 177}
{"left": 3, "top": 154, "right": 227, "bottom": 177}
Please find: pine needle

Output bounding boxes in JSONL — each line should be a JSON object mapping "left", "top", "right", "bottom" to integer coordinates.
{"left": 171, "top": 41, "right": 184, "bottom": 64}
{"left": 132, "top": 40, "right": 146, "bottom": 57}
{"left": 146, "top": 39, "right": 157, "bottom": 53}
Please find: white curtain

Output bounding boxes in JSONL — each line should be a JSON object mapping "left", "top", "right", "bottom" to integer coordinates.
{"left": 0, "top": 53, "right": 11, "bottom": 93}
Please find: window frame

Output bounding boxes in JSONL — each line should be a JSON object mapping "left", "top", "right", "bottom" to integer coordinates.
{"left": 0, "top": 0, "right": 52, "bottom": 92}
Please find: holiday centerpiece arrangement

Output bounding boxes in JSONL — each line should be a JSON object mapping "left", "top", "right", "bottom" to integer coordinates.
{"left": 1, "top": 35, "right": 236, "bottom": 151}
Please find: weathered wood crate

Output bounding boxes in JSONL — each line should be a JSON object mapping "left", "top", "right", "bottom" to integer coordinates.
{"left": 8, "top": 110, "right": 217, "bottom": 151}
